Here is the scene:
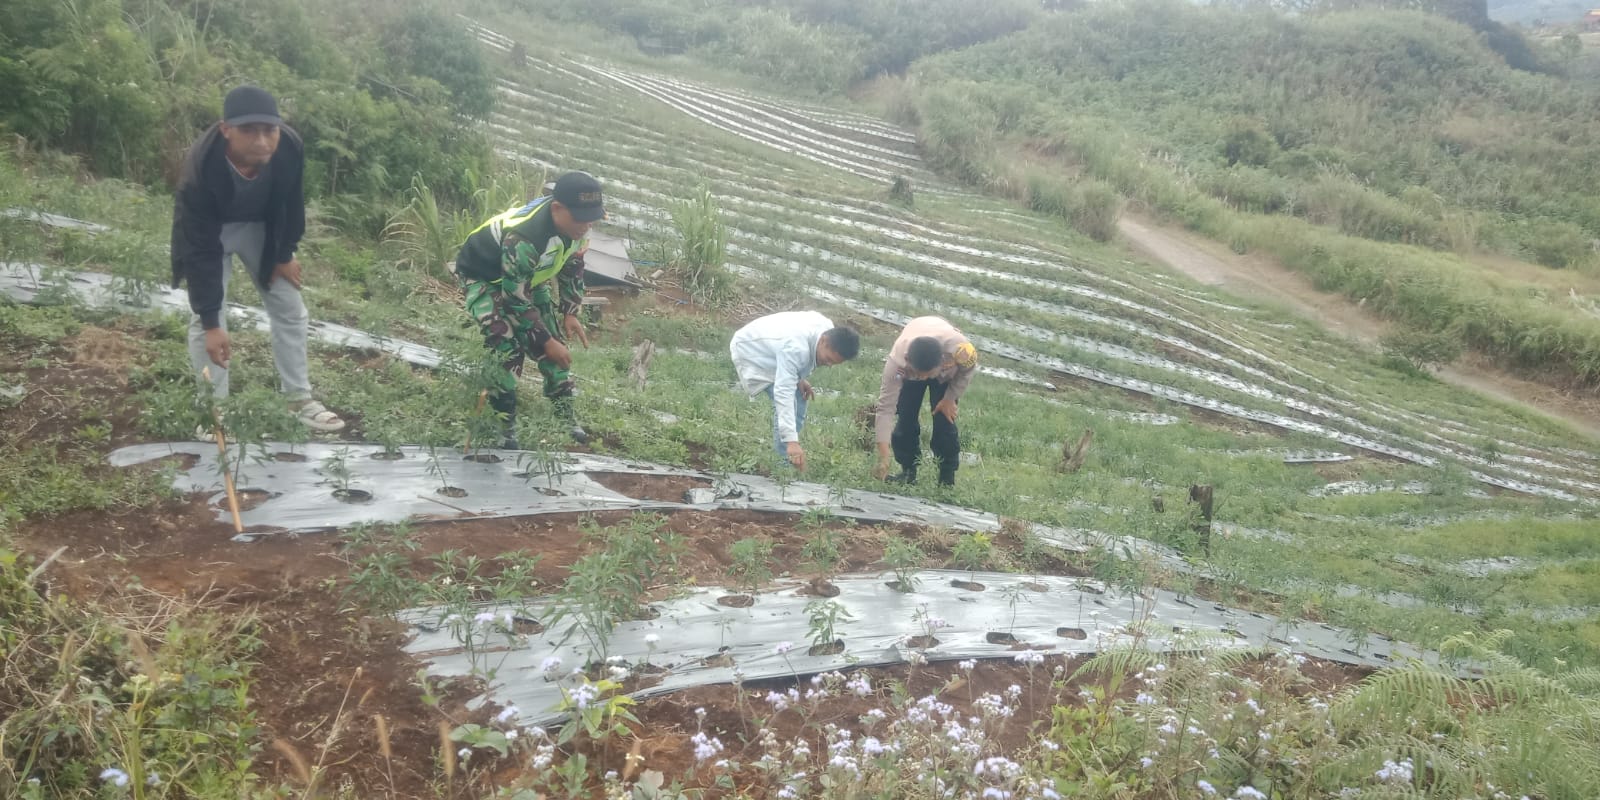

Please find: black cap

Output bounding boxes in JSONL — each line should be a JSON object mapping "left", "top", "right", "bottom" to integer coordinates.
{"left": 552, "top": 171, "right": 606, "bottom": 223}
{"left": 223, "top": 85, "right": 281, "bottom": 126}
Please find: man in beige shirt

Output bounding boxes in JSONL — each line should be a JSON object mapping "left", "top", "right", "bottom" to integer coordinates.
{"left": 874, "top": 316, "right": 978, "bottom": 487}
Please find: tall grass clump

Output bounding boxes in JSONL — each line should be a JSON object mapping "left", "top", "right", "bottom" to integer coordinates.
{"left": 669, "top": 183, "right": 734, "bottom": 307}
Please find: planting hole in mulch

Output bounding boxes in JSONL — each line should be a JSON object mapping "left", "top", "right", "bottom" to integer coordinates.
{"left": 236, "top": 489, "right": 278, "bottom": 511}
{"left": 273, "top": 452, "right": 307, "bottom": 462}
{"left": 808, "top": 639, "right": 846, "bottom": 656}
{"left": 588, "top": 472, "right": 712, "bottom": 503}
{"left": 370, "top": 451, "right": 405, "bottom": 460}
{"left": 464, "top": 453, "right": 503, "bottom": 463}
{"left": 799, "top": 578, "right": 840, "bottom": 597}
{"left": 986, "top": 631, "right": 1020, "bottom": 645}
{"left": 703, "top": 649, "right": 735, "bottom": 668}
{"left": 905, "top": 635, "right": 940, "bottom": 649}
{"left": 333, "top": 488, "right": 373, "bottom": 504}
{"left": 884, "top": 580, "right": 916, "bottom": 592}
{"left": 717, "top": 594, "right": 755, "bottom": 608}
{"left": 1057, "top": 627, "right": 1088, "bottom": 640}
{"left": 437, "top": 486, "right": 468, "bottom": 498}
{"left": 155, "top": 453, "right": 201, "bottom": 471}
{"left": 1022, "top": 581, "right": 1049, "bottom": 593}
{"left": 951, "top": 578, "right": 986, "bottom": 591}
{"left": 533, "top": 486, "right": 567, "bottom": 497}
{"left": 511, "top": 617, "right": 544, "bottom": 636}
{"left": 1222, "top": 626, "right": 1248, "bottom": 640}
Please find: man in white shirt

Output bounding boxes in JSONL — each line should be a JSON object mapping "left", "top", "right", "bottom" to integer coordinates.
{"left": 729, "top": 311, "right": 860, "bottom": 471}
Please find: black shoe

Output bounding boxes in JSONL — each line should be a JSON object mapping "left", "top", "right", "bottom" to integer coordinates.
{"left": 500, "top": 434, "right": 521, "bottom": 450}
{"left": 937, "top": 471, "right": 956, "bottom": 488}
{"left": 568, "top": 424, "right": 591, "bottom": 445}
{"left": 886, "top": 470, "right": 917, "bottom": 485}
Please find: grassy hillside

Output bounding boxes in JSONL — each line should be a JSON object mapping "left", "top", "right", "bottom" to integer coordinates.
{"left": 891, "top": 0, "right": 1600, "bottom": 388}
{"left": 5, "top": 1, "right": 1600, "bottom": 797}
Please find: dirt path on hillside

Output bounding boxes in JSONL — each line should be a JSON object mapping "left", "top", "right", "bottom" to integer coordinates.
{"left": 1116, "top": 213, "right": 1600, "bottom": 441}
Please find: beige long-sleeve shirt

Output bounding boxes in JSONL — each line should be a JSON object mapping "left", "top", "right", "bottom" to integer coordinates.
{"left": 875, "top": 317, "right": 978, "bottom": 444}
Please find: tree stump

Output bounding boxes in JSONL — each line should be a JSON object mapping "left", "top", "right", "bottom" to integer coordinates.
{"left": 1188, "top": 484, "right": 1214, "bottom": 555}
{"left": 629, "top": 339, "right": 655, "bottom": 391}
{"left": 1058, "top": 429, "right": 1094, "bottom": 473}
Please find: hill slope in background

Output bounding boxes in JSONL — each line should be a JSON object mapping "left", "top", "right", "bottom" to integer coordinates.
{"left": 913, "top": 1, "right": 1598, "bottom": 253}
{"left": 1490, "top": 0, "right": 1593, "bottom": 24}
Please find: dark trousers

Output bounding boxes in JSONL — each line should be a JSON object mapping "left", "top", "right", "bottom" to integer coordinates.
{"left": 891, "top": 379, "right": 959, "bottom": 477}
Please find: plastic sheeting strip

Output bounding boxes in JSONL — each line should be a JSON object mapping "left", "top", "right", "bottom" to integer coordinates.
{"left": 398, "top": 569, "right": 1442, "bottom": 727}
{"left": 1, "top": 263, "right": 445, "bottom": 369}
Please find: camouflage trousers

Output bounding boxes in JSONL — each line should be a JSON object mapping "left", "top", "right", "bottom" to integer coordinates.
{"left": 462, "top": 279, "right": 574, "bottom": 402}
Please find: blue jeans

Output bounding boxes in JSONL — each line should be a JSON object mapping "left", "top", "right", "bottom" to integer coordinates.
{"left": 763, "top": 386, "right": 807, "bottom": 460}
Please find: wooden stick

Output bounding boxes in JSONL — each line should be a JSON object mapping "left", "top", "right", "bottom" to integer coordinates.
{"left": 202, "top": 367, "right": 245, "bottom": 534}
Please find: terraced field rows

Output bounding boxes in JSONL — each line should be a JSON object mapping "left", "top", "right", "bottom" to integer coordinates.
{"left": 467, "top": 22, "right": 1598, "bottom": 504}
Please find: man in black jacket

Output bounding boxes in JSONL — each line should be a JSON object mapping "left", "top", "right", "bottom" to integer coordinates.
{"left": 170, "top": 85, "right": 344, "bottom": 432}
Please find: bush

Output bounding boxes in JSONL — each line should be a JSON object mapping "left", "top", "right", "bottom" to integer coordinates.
{"left": 0, "top": 0, "right": 491, "bottom": 211}
{"left": 1027, "top": 173, "right": 1123, "bottom": 242}
{"left": 1381, "top": 327, "right": 1464, "bottom": 373}
{"left": 694, "top": 7, "right": 866, "bottom": 96}
{"left": 1220, "top": 118, "right": 1278, "bottom": 167}
{"left": 1199, "top": 166, "right": 1297, "bottom": 214}
{"left": 1525, "top": 220, "right": 1593, "bottom": 270}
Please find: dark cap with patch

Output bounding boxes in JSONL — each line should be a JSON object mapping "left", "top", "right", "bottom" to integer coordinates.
{"left": 223, "top": 85, "right": 282, "bottom": 126}
{"left": 552, "top": 171, "right": 606, "bottom": 223}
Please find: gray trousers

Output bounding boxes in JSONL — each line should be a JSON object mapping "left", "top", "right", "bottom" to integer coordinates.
{"left": 187, "top": 222, "right": 312, "bottom": 401}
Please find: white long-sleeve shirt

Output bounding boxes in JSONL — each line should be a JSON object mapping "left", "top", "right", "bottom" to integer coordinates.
{"left": 729, "top": 311, "right": 833, "bottom": 444}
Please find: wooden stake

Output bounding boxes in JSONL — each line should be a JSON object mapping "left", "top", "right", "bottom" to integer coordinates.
{"left": 202, "top": 367, "right": 244, "bottom": 534}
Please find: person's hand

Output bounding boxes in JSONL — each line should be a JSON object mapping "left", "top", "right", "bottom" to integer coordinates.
{"left": 798, "top": 379, "right": 815, "bottom": 401}
{"left": 563, "top": 313, "right": 589, "bottom": 348}
{"left": 786, "top": 441, "right": 807, "bottom": 471}
{"left": 934, "top": 396, "right": 958, "bottom": 423}
{"left": 542, "top": 338, "right": 572, "bottom": 369}
{"left": 271, "top": 258, "right": 303, "bottom": 289}
{"left": 204, "top": 328, "right": 231, "bottom": 368}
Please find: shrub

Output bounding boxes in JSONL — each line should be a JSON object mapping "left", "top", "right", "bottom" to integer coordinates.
{"left": 1220, "top": 118, "right": 1277, "bottom": 167}
{"left": 1027, "top": 173, "right": 1123, "bottom": 242}
{"left": 1381, "top": 326, "right": 1464, "bottom": 373}
{"left": 1525, "top": 219, "right": 1593, "bottom": 270}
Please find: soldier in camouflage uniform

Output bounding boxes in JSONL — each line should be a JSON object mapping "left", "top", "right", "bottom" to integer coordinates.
{"left": 454, "top": 172, "right": 606, "bottom": 447}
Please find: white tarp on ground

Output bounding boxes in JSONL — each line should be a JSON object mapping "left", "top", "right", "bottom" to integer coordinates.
{"left": 398, "top": 568, "right": 1440, "bottom": 727}
{"left": 584, "top": 228, "right": 639, "bottom": 286}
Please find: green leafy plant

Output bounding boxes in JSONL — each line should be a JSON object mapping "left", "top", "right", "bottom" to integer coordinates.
{"left": 801, "top": 525, "right": 842, "bottom": 576}
{"left": 883, "top": 535, "right": 923, "bottom": 593}
{"left": 668, "top": 183, "right": 733, "bottom": 306}
{"left": 727, "top": 536, "right": 774, "bottom": 594}
{"left": 321, "top": 445, "right": 354, "bottom": 494}
{"left": 949, "top": 531, "right": 994, "bottom": 578}
{"left": 805, "top": 598, "right": 852, "bottom": 654}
